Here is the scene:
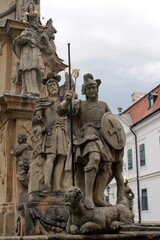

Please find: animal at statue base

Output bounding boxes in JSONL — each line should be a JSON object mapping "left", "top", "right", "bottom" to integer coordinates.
{"left": 65, "top": 186, "right": 134, "bottom": 235}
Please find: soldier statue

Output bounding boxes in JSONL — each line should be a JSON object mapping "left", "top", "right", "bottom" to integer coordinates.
{"left": 58, "top": 73, "right": 126, "bottom": 209}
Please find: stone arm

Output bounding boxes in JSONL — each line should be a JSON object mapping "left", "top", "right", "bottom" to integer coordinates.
{"left": 38, "top": 32, "right": 55, "bottom": 55}
{"left": 32, "top": 109, "right": 43, "bottom": 125}
{"left": 15, "top": 32, "right": 36, "bottom": 47}
{"left": 11, "top": 143, "right": 31, "bottom": 157}
{"left": 57, "top": 90, "right": 77, "bottom": 116}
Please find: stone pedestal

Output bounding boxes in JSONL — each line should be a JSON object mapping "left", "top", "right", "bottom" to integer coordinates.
{"left": 16, "top": 192, "right": 69, "bottom": 236}
{"left": 0, "top": 230, "right": 160, "bottom": 240}
{"left": 0, "top": 12, "right": 68, "bottom": 236}
{"left": 0, "top": 94, "right": 36, "bottom": 236}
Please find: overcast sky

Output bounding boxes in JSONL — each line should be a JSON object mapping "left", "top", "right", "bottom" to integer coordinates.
{"left": 41, "top": 0, "right": 160, "bottom": 113}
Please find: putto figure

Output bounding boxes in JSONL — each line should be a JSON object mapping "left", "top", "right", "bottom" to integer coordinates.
{"left": 124, "top": 179, "right": 134, "bottom": 212}
{"left": 59, "top": 73, "right": 126, "bottom": 209}
{"left": 11, "top": 133, "right": 32, "bottom": 188}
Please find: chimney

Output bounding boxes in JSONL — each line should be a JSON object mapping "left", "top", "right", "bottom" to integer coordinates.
{"left": 117, "top": 106, "right": 122, "bottom": 114}
{"left": 131, "top": 92, "right": 145, "bottom": 103}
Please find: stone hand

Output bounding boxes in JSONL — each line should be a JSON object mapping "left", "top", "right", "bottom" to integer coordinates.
{"left": 64, "top": 90, "right": 74, "bottom": 104}
{"left": 32, "top": 114, "right": 43, "bottom": 124}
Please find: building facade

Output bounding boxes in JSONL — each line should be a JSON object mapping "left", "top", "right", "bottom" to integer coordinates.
{"left": 107, "top": 84, "right": 160, "bottom": 223}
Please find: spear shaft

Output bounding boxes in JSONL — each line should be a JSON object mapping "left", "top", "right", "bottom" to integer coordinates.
{"left": 68, "top": 43, "right": 75, "bottom": 186}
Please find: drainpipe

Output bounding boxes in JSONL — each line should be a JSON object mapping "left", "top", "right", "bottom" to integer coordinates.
{"left": 130, "top": 126, "right": 141, "bottom": 223}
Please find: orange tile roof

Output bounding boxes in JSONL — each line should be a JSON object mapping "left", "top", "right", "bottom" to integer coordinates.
{"left": 123, "top": 85, "right": 160, "bottom": 124}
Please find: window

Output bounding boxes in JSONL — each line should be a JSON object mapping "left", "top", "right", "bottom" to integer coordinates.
{"left": 139, "top": 144, "right": 146, "bottom": 166}
{"left": 141, "top": 188, "right": 148, "bottom": 211}
{"left": 127, "top": 149, "right": 133, "bottom": 170}
{"left": 148, "top": 92, "right": 158, "bottom": 109}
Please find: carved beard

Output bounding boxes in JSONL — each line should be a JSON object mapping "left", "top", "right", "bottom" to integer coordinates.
{"left": 48, "top": 88, "right": 59, "bottom": 96}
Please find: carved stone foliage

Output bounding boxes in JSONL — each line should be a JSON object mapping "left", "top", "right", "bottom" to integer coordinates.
{"left": 15, "top": 194, "right": 69, "bottom": 236}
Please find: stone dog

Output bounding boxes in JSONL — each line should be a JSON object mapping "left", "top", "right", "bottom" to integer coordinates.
{"left": 65, "top": 186, "right": 134, "bottom": 234}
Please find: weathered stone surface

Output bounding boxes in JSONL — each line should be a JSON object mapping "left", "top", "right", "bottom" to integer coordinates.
{"left": 124, "top": 179, "right": 134, "bottom": 213}
{"left": 16, "top": 193, "right": 69, "bottom": 235}
{"left": 0, "top": 21, "right": 28, "bottom": 96}
{"left": 0, "top": 231, "right": 160, "bottom": 240}
{"left": 101, "top": 112, "right": 126, "bottom": 150}
{"left": 65, "top": 187, "right": 134, "bottom": 235}
{"left": 1, "top": 0, "right": 158, "bottom": 238}
{"left": 58, "top": 73, "right": 126, "bottom": 210}
{"left": 13, "top": 15, "right": 67, "bottom": 96}
{"left": 0, "top": 94, "right": 35, "bottom": 236}
{"left": 29, "top": 73, "right": 72, "bottom": 194}
{"left": 0, "top": 0, "right": 41, "bottom": 27}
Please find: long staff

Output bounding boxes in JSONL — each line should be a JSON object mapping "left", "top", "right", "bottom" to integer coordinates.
{"left": 68, "top": 43, "right": 75, "bottom": 186}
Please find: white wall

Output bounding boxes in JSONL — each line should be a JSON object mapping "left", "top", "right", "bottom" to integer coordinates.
{"left": 107, "top": 112, "right": 160, "bottom": 223}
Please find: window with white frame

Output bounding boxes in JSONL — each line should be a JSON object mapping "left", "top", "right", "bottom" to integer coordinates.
{"left": 141, "top": 188, "right": 148, "bottom": 211}
{"left": 139, "top": 143, "right": 146, "bottom": 166}
{"left": 127, "top": 148, "right": 133, "bottom": 170}
{"left": 148, "top": 92, "right": 158, "bottom": 109}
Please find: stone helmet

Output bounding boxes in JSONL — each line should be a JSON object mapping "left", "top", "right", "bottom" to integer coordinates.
{"left": 81, "top": 73, "right": 101, "bottom": 95}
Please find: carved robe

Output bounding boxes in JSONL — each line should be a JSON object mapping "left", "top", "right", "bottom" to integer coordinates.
{"left": 13, "top": 28, "right": 45, "bottom": 95}
{"left": 33, "top": 97, "right": 69, "bottom": 156}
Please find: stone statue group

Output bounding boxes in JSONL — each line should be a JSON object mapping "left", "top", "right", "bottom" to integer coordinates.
{"left": 30, "top": 72, "right": 127, "bottom": 208}
{"left": 11, "top": 0, "right": 134, "bottom": 235}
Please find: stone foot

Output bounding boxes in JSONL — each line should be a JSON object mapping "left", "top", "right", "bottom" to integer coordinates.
{"left": 53, "top": 188, "right": 65, "bottom": 193}
{"left": 84, "top": 198, "right": 94, "bottom": 209}
{"left": 41, "top": 185, "right": 51, "bottom": 194}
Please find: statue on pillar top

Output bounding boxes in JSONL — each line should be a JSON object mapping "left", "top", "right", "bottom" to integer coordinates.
{"left": 13, "top": 2, "right": 67, "bottom": 97}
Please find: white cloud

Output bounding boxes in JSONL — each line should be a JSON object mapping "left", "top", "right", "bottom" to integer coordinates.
{"left": 122, "top": 62, "right": 160, "bottom": 82}
{"left": 40, "top": 0, "right": 160, "bottom": 112}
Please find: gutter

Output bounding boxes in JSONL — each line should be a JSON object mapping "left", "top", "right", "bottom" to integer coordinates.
{"left": 130, "top": 127, "right": 141, "bottom": 223}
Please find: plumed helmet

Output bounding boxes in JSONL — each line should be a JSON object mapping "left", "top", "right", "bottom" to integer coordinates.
{"left": 81, "top": 73, "right": 101, "bottom": 95}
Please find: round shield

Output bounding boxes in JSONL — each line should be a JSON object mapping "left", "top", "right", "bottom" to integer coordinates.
{"left": 101, "top": 112, "right": 126, "bottom": 150}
